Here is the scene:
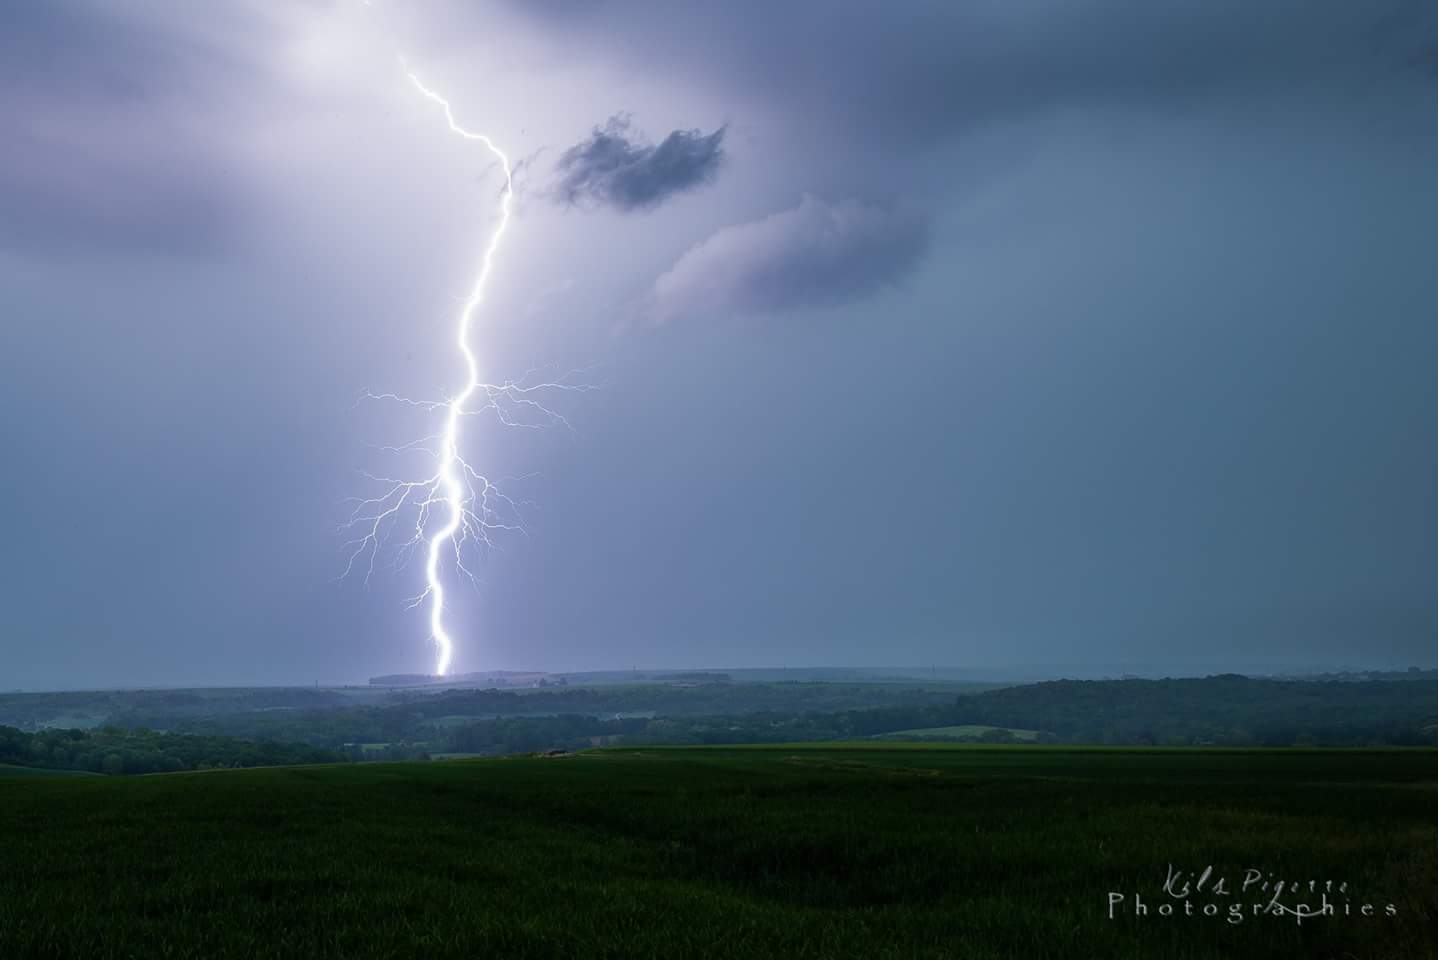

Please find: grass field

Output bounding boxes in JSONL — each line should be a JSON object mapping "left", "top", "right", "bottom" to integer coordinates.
{"left": 1, "top": 746, "right": 1435, "bottom": 958}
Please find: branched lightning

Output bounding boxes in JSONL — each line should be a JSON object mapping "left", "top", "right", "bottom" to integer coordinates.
{"left": 341, "top": 64, "right": 591, "bottom": 677}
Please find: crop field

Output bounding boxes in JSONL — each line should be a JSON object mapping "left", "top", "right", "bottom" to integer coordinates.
{"left": 1, "top": 746, "right": 1435, "bottom": 958}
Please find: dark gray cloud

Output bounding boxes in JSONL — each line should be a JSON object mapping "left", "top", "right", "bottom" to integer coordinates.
{"left": 505, "top": 0, "right": 1438, "bottom": 145}
{"left": 554, "top": 115, "right": 725, "bottom": 212}
{"left": 647, "top": 195, "right": 927, "bottom": 322}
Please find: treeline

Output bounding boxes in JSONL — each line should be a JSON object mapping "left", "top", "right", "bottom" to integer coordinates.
{"left": 410, "top": 682, "right": 953, "bottom": 721}
{"left": 425, "top": 710, "right": 995, "bottom": 754}
{"left": 0, "top": 725, "right": 343, "bottom": 775}
{"left": 0, "top": 687, "right": 355, "bottom": 731}
{"left": 949, "top": 675, "right": 1438, "bottom": 746}
{"left": 139, "top": 708, "right": 422, "bottom": 749}
{"left": 443, "top": 715, "right": 653, "bottom": 755}
{"left": 114, "top": 683, "right": 959, "bottom": 748}
{"left": 424, "top": 677, "right": 1438, "bottom": 751}
{"left": 10, "top": 676, "right": 1438, "bottom": 766}
{"left": 618, "top": 711, "right": 954, "bottom": 747}
{"left": 341, "top": 716, "right": 655, "bottom": 761}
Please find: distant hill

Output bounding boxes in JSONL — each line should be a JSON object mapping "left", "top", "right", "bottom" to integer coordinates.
{"left": 949, "top": 675, "right": 1438, "bottom": 745}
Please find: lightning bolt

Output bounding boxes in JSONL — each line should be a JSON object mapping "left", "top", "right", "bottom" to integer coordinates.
{"left": 341, "top": 62, "right": 589, "bottom": 677}
{"left": 404, "top": 68, "right": 511, "bottom": 678}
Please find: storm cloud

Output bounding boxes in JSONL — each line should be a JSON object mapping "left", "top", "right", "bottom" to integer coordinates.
{"left": 506, "top": 0, "right": 1438, "bottom": 146}
{"left": 0, "top": 1, "right": 260, "bottom": 259}
{"left": 554, "top": 115, "right": 725, "bottom": 212}
{"left": 647, "top": 195, "right": 927, "bottom": 322}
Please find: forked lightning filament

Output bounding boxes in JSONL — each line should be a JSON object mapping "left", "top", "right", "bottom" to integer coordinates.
{"left": 341, "top": 65, "right": 587, "bottom": 676}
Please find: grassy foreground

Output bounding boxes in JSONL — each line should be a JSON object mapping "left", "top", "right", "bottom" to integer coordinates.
{"left": 2, "top": 746, "right": 1435, "bottom": 959}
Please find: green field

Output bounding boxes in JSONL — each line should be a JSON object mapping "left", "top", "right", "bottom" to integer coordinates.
{"left": 873, "top": 724, "right": 1041, "bottom": 741}
{"left": 2, "top": 746, "right": 1435, "bottom": 958}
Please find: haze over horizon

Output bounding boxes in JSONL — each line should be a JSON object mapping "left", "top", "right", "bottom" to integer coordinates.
{"left": 3, "top": 1, "right": 1436, "bottom": 690}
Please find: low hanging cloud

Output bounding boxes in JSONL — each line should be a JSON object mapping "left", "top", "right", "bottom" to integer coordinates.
{"left": 645, "top": 195, "right": 928, "bottom": 323}
{"left": 554, "top": 115, "right": 726, "bottom": 212}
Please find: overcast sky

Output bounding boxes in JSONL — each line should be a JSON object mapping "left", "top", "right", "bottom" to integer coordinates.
{"left": 2, "top": 0, "right": 1436, "bottom": 688}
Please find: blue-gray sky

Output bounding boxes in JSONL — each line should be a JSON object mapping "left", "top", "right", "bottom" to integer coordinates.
{"left": 2, "top": 0, "right": 1436, "bottom": 687}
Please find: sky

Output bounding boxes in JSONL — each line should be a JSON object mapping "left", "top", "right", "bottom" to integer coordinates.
{"left": 2, "top": 0, "right": 1436, "bottom": 688}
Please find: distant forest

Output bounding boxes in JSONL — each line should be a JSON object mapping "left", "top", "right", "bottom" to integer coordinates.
{"left": 3, "top": 674, "right": 1436, "bottom": 773}
{"left": 0, "top": 726, "right": 341, "bottom": 775}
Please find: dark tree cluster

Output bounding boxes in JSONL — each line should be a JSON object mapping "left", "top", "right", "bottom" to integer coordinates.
{"left": 948, "top": 675, "right": 1438, "bottom": 746}
{"left": 0, "top": 724, "right": 343, "bottom": 775}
